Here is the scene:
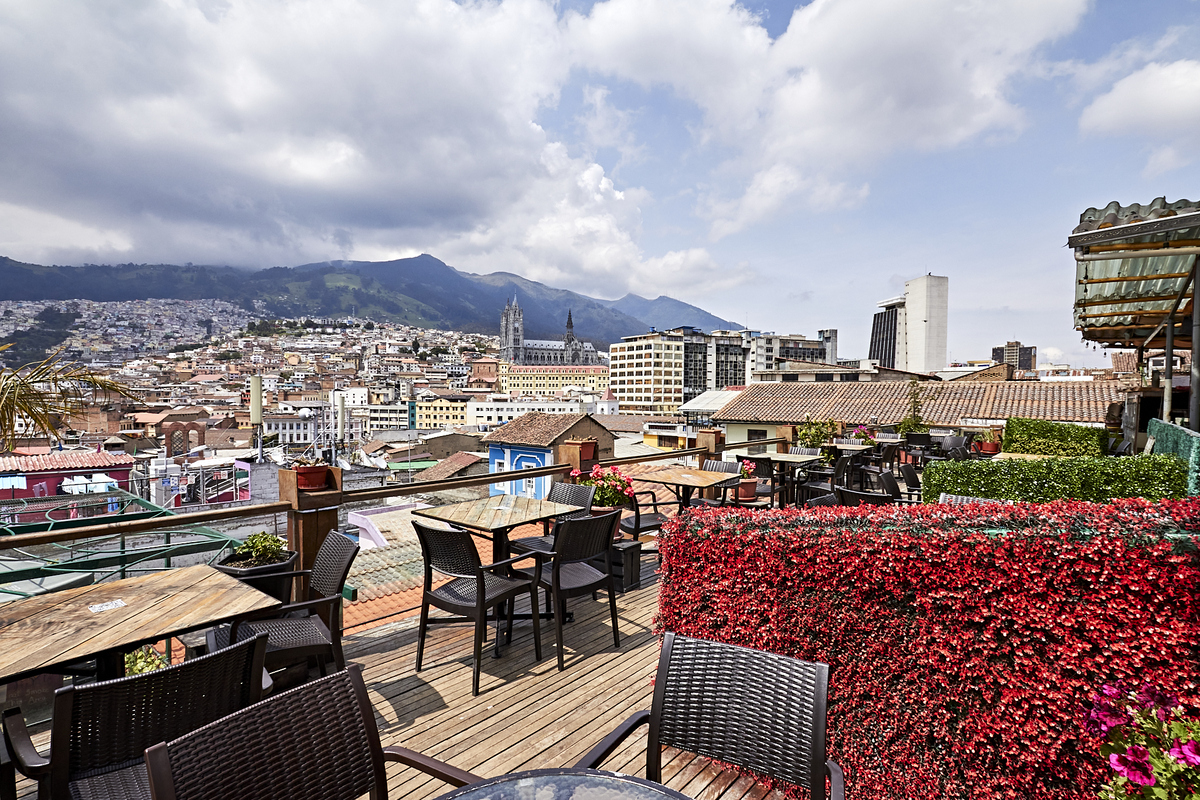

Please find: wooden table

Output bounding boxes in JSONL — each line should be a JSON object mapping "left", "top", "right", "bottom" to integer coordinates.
{"left": 638, "top": 467, "right": 739, "bottom": 512}
{"left": 0, "top": 565, "right": 280, "bottom": 684}
{"left": 765, "top": 452, "right": 823, "bottom": 465}
{"left": 412, "top": 495, "right": 582, "bottom": 564}
{"left": 435, "top": 768, "right": 692, "bottom": 800}
{"left": 826, "top": 442, "right": 873, "bottom": 452}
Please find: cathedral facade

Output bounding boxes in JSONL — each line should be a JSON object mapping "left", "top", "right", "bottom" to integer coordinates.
{"left": 499, "top": 298, "right": 600, "bottom": 365}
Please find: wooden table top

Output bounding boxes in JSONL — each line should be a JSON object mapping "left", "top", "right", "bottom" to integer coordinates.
{"left": 412, "top": 495, "right": 581, "bottom": 533}
{"left": 638, "top": 467, "right": 737, "bottom": 489}
{"left": 765, "top": 452, "right": 823, "bottom": 464}
{"left": 827, "top": 442, "right": 873, "bottom": 452}
{"left": 0, "top": 564, "right": 279, "bottom": 684}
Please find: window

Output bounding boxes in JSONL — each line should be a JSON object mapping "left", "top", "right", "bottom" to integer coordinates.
{"left": 747, "top": 428, "right": 768, "bottom": 455}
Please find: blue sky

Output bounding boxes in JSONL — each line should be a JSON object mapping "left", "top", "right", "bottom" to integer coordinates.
{"left": 2, "top": 0, "right": 1199, "bottom": 366}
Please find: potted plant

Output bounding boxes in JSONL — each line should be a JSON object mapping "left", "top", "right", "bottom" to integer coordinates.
{"left": 291, "top": 455, "right": 329, "bottom": 491}
{"left": 737, "top": 459, "right": 758, "bottom": 499}
{"left": 849, "top": 425, "right": 876, "bottom": 446}
{"left": 215, "top": 531, "right": 298, "bottom": 602}
{"left": 976, "top": 429, "right": 1001, "bottom": 454}
{"left": 573, "top": 465, "right": 635, "bottom": 515}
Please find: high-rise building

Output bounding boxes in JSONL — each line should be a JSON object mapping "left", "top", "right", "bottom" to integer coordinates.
{"left": 868, "top": 275, "right": 948, "bottom": 374}
{"left": 608, "top": 331, "right": 686, "bottom": 414}
{"left": 992, "top": 341, "right": 1037, "bottom": 370}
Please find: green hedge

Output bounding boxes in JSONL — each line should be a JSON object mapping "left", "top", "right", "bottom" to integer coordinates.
{"left": 922, "top": 454, "right": 1186, "bottom": 503}
{"left": 1001, "top": 417, "right": 1108, "bottom": 457}
{"left": 1149, "top": 418, "right": 1200, "bottom": 496}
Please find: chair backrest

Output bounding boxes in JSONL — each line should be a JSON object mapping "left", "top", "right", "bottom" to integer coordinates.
{"left": 805, "top": 493, "right": 838, "bottom": 508}
{"left": 878, "top": 443, "right": 899, "bottom": 466}
{"left": 831, "top": 455, "right": 852, "bottom": 484}
{"left": 649, "top": 632, "right": 830, "bottom": 798}
{"left": 790, "top": 447, "right": 821, "bottom": 456}
{"left": 832, "top": 438, "right": 858, "bottom": 446}
{"left": 552, "top": 511, "right": 621, "bottom": 564}
{"left": 748, "top": 456, "right": 775, "bottom": 480}
{"left": 412, "top": 521, "right": 482, "bottom": 579}
{"left": 54, "top": 634, "right": 268, "bottom": 796}
{"left": 875, "top": 433, "right": 902, "bottom": 442}
{"left": 702, "top": 459, "right": 739, "bottom": 474}
{"left": 548, "top": 481, "right": 596, "bottom": 511}
{"left": 309, "top": 531, "right": 360, "bottom": 599}
{"left": 1112, "top": 437, "right": 1132, "bottom": 456}
{"left": 905, "top": 432, "right": 931, "bottom": 447}
{"left": 899, "top": 462, "right": 921, "bottom": 489}
{"left": 876, "top": 470, "right": 902, "bottom": 500}
{"left": 145, "top": 665, "right": 384, "bottom": 800}
{"left": 941, "top": 435, "right": 966, "bottom": 452}
{"left": 937, "top": 493, "right": 1015, "bottom": 505}
{"left": 948, "top": 446, "right": 972, "bottom": 461}
{"left": 835, "top": 487, "right": 892, "bottom": 506}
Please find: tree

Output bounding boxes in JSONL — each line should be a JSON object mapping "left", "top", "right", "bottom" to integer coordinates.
{"left": 0, "top": 346, "right": 134, "bottom": 450}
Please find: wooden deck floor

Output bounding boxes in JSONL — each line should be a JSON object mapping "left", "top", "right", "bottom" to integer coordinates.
{"left": 13, "top": 553, "right": 776, "bottom": 800}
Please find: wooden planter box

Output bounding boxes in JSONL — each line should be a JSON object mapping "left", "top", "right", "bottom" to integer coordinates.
{"left": 215, "top": 550, "right": 298, "bottom": 602}
{"left": 590, "top": 540, "right": 642, "bottom": 593}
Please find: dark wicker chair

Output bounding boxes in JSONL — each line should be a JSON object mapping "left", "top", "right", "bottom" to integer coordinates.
{"left": 903, "top": 431, "right": 933, "bottom": 465}
{"left": 618, "top": 490, "right": 670, "bottom": 541}
{"left": 747, "top": 456, "right": 786, "bottom": 508}
{"left": 938, "top": 493, "right": 1015, "bottom": 505}
{"left": 208, "top": 531, "right": 359, "bottom": 677}
{"left": 899, "top": 462, "right": 922, "bottom": 499}
{"left": 862, "top": 443, "right": 900, "bottom": 486}
{"left": 515, "top": 511, "right": 621, "bottom": 671}
{"left": 3, "top": 634, "right": 268, "bottom": 800}
{"left": 689, "top": 459, "right": 741, "bottom": 508}
{"left": 805, "top": 493, "right": 839, "bottom": 508}
{"left": 876, "top": 471, "right": 918, "bottom": 505}
{"left": 144, "top": 665, "right": 481, "bottom": 800}
{"left": 801, "top": 455, "right": 851, "bottom": 501}
{"left": 834, "top": 486, "right": 893, "bottom": 506}
{"left": 509, "top": 482, "right": 596, "bottom": 554}
{"left": 412, "top": 521, "right": 543, "bottom": 696}
{"left": 573, "top": 632, "right": 844, "bottom": 800}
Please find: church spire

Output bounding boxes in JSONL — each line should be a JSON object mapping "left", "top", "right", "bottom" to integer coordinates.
{"left": 566, "top": 309, "right": 573, "bottom": 330}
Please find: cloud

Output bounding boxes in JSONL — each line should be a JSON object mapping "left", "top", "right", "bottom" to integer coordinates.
{"left": 1080, "top": 60, "right": 1200, "bottom": 175}
{"left": 0, "top": 0, "right": 1090, "bottom": 294}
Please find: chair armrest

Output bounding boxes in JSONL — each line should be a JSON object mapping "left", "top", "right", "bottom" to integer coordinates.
{"left": 382, "top": 746, "right": 483, "bottom": 787}
{"left": 631, "top": 491, "right": 663, "bottom": 512}
{"left": 1, "top": 709, "right": 49, "bottom": 776}
{"left": 485, "top": 551, "right": 543, "bottom": 572}
{"left": 572, "top": 710, "right": 651, "bottom": 769}
{"left": 276, "top": 595, "right": 340, "bottom": 616}
{"left": 826, "top": 759, "right": 845, "bottom": 800}
{"left": 257, "top": 569, "right": 311, "bottom": 581}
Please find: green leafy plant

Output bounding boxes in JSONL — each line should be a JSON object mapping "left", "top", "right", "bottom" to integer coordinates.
{"left": 125, "top": 645, "right": 168, "bottom": 675}
{"left": 571, "top": 465, "right": 635, "bottom": 507}
{"left": 921, "top": 454, "right": 1186, "bottom": 503}
{"left": 897, "top": 376, "right": 938, "bottom": 435}
{"left": 796, "top": 418, "right": 838, "bottom": 449}
{"left": 227, "top": 531, "right": 287, "bottom": 567}
{"left": 1002, "top": 417, "right": 1108, "bottom": 457}
{"left": 1084, "top": 682, "right": 1200, "bottom": 799}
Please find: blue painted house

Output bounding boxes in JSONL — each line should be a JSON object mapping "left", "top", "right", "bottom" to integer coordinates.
{"left": 480, "top": 412, "right": 615, "bottom": 498}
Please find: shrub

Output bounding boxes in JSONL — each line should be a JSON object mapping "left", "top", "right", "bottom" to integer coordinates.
{"left": 1148, "top": 418, "right": 1200, "bottom": 496}
{"left": 658, "top": 500, "right": 1200, "bottom": 800}
{"left": 922, "top": 454, "right": 1186, "bottom": 503}
{"left": 1003, "top": 417, "right": 1109, "bottom": 457}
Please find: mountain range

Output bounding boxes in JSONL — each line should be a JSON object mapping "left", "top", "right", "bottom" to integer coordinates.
{"left": 0, "top": 254, "right": 737, "bottom": 345}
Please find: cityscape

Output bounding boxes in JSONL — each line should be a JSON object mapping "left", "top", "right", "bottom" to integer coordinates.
{"left": 0, "top": 1, "right": 1198, "bottom": 799}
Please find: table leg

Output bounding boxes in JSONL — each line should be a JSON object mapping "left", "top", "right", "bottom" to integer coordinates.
{"left": 677, "top": 486, "right": 695, "bottom": 512}
{"left": 96, "top": 651, "right": 124, "bottom": 681}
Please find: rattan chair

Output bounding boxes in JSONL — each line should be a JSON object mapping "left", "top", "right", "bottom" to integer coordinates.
{"left": 509, "top": 482, "right": 596, "bottom": 554}
{"left": 834, "top": 486, "right": 893, "bottom": 507}
{"left": 618, "top": 490, "right": 670, "bottom": 541}
{"left": 573, "top": 632, "right": 844, "bottom": 800}
{"left": 412, "top": 521, "right": 543, "bottom": 696}
{"left": 938, "top": 493, "right": 1015, "bottom": 505}
{"left": 747, "top": 456, "right": 786, "bottom": 508}
{"left": 3, "top": 634, "right": 268, "bottom": 800}
{"left": 515, "top": 511, "right": 621, "bottom": 671}
{"left": 144, "top": 665, "right": 481, "bottom": 800}
{"left": 805, "top": 493, "right": 840, "bottom": 508}
{"left": 689, "top": 460, "right": 741, "bottom": 508}
{"left": 209, "top": 531, "right": 359, "bottom": 678}
{"left": 801, "top": 455, "right": 851, "bottom": 501}
{"left": 899, "top": 462, "right": 922, "bottom": 499}
{"left": 876, "top": 471, "right": 919, "bottom": 505}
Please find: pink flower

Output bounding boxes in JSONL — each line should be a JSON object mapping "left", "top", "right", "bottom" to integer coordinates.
{"left": 1170, "top": 739, "right": 1200, "bottom": 767}
{"left": 570, "top": 469, "right": 581, "bottom": 478}
{"left": 1110, "top": 746, "right": 1155, "bottom": 786}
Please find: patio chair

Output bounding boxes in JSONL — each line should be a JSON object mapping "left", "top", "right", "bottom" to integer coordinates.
{"left": 572, "top": 632, "right": 844, "bottom": 800}
{"left": 412, "top": 521, "right": 543, "bottom": 696}
{"left": 1111, "top": 437, "right": 1132, "bottom": 456}
{"left": 689, "top": 459, "right": 741, "bottom": 508}
{"left": 805, "top": 493, "right": 840, "bottom": 508}
{"left": 3, "top": 633, "right": 268, "bottom": 800}
{"left": 937, "top": 493, "right": 1015, "bottom": 505}
{"left": 903, "top": 431, "right": 932, "bottom": 465}
{"left": 510, "top": 482, "right": 596, "bottom": 554}
{"left": 861, "top": 443, "right": 900, "bottom": 487}
{"left": 208, "top": 530, "right": 359, "bottom": 678}
{"left": 801, "top": 455, "right": 852, "bottom": 502}
{"left": 899, "top": 462, "right": 922, "bottom": 498}
{"left": 747, "top": 455, "right": 786, "bottom": 508}
{"left": 834, "top": 486, "right": 893, "bottom": 507}
{"left": 618, "top": 490, "right": 670, "bottom": 542}
{"left": 515, "top": 511, "right": 621, "bottom": 671}
{"left": 144, "top": 665, "right": 482, "bottom": 800}
{"left": 877, "top": 471, "right": 919, "bottom": 505}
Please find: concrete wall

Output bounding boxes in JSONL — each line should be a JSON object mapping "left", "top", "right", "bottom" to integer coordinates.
{"left": 903, "top": 274, "right": 948, "bottom": 374}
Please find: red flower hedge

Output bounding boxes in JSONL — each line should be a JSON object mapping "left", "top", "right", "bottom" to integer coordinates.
{"left": 657, "top": 499, "right": 1200, "bottom": 799}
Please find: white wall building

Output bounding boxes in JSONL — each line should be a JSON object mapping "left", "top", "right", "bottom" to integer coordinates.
{"left": 868, "top": 274, "right": 948, "bottom": 374}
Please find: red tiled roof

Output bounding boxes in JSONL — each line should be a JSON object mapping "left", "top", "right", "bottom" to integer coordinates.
{"left": 480, "top": 412, "right": 587, "bottom": 447}
{"left": 411, "top": 451, "right": 485, "bottom": 482}
{"left": 713, "top": 381, "right": 1131, "bottom": 426}
{"left": 0, "top": 451, "right": 135, "bottom": 474}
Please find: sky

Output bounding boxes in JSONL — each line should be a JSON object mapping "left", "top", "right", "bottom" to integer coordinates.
{"left": 2, "top": 0, "right": 1200, "bottom": 366}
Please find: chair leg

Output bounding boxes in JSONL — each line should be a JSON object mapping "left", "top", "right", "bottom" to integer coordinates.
{"left": 472, "top": 615, "right": 486, "bottom": 696}
{"left": 528, "top": 585, "right": 542, "bottom": 662}
{"left": 552, "top": 588, "right": 566, "bottom": 671}
{"left": 415, "top": 600, "right": 429, "bottom": 671}
{"left": 607, "top": 576, "right": 620, "bottom": 648}
{"left": 331, "top": 635, "right": 346, "bottom": 671}
{"left": 505, "top": 596, "right": 515, "bottom": 646}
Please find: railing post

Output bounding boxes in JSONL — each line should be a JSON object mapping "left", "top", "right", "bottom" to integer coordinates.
{"left": 279, "top": 466, "right": 343, "bottom": 575}
{"left": 696, "top": 429, "right": 724, "bottom": 464}
{"left": 775, "top": 426, "right": 795, "bottom": 453}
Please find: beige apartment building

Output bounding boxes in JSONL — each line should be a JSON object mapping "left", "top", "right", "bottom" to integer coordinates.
{"left": 499, "top": 363, "right": 609, "bottom": 395}
{"left": 608, "top": 332, "right": 685, "bottom": 415}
